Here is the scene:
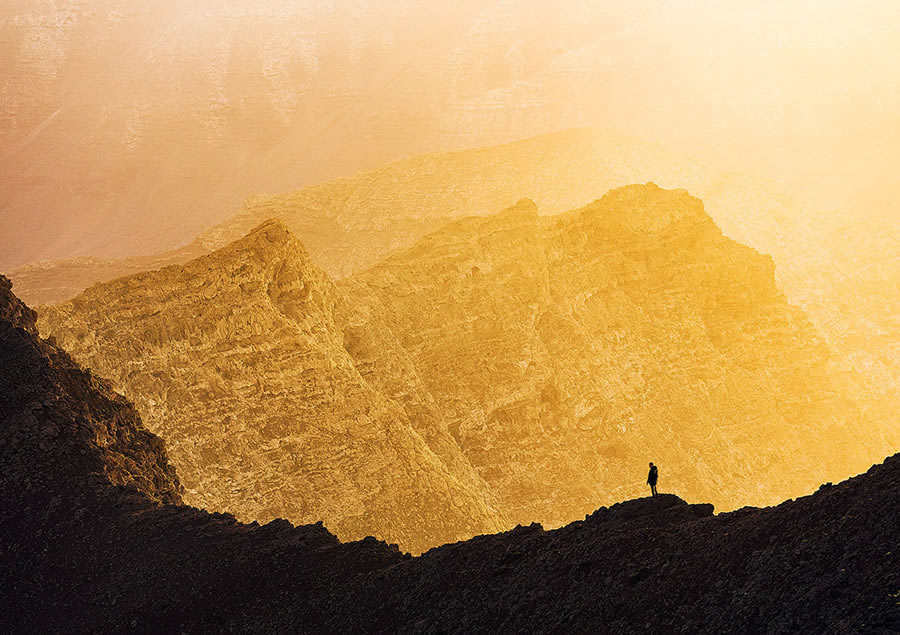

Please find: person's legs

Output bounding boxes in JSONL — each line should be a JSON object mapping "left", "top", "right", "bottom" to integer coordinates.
{"left": 651, "top": 484, "right": 657, "bottom": 496}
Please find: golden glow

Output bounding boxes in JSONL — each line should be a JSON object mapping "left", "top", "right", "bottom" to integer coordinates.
{"left": 4, "top": 1, "right": 899, "bottom": 551}
{"left": 1, "top": 1, "right": 899, "bottom": 266}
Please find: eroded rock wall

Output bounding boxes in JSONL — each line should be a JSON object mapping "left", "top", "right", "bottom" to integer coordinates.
{"left": 344, "top": 184, "right": 881, "bottom": 525}
{"left": 38, "top": 221, "right": 505, "bottom": 554}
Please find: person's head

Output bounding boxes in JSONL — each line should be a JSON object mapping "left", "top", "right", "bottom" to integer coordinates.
{"left": 649, "top": 462, "right": 654, "bottom": 467}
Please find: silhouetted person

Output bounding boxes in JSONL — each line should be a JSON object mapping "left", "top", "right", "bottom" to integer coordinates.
{"left": 647, "top": 462, "right": 658, "bottom": 496}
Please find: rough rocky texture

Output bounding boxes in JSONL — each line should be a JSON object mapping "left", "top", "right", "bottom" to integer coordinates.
{"left": 335, "top": 457, "right": 900, "bottom": 634}
{"left": 343, "top": 184, "right": 889, "bottom": 526}
{"left": 9, "top": 130, "right": 897, "bottom": 445}
{"left": 2, "top": 277, "right": 898, "bottom": 632}
{"left": 38, "top": 222, "right": 505, "bottom": 554}
{"left": 37, "top": 185, "right": 892, "bottom": 553}
{"left": 0, "top": 273, "right": 407, "bottom": 631}
{"left": 0, "top": 274, "right": 182, "bottom": 508}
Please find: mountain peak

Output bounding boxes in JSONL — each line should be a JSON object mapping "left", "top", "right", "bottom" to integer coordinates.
{"left": 204, "top": 217, "right": 320, "bottom": 282}
{"left": 247, "top": 217, "right": 295, "bottom": 240}
{"left": 232, "top": 217, "right": 304, "bottom": 254}
{"left": 578, "top": 182, "right": 709, "bottom": 233}
{"left": 500, "top": 198, "right": 539, "bottom": 216}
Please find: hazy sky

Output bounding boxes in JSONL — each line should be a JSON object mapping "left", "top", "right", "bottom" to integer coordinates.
{"left": 1, "top": 0, "right": 898, "bottom": 266}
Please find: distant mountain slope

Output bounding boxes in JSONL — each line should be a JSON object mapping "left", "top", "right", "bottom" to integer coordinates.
{"left": 343, "top": 184, "right": 894, "bottom": 524}
{"left": 8, "top": 127, "right": 702, "bottom": 305}
{"left": 191, "top": 128, "right": 705, "bottom": 277}
{"left": 38, "top": 220, "right": 505, "bottom": 554}
{"left": 39, "top": 185, "right": 895, "bottom": 547}
{"left": 8, "top": 128, "right": 897, "bottom": 425}
{"left": 2, "top": 275, "right": 898, "bottom": 630}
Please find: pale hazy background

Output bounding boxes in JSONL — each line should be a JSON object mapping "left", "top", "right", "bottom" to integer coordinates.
{"left": 1, "top": 0, "right": 898, "bottom": 268}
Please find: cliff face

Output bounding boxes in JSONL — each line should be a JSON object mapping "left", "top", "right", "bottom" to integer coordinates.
{"left": 0, "top": 274, "right": 181, "bottom": 508}
{"left": 0, "top": 273, "right": 405, "bottom": 632}
{"left": 2, "top": 275, "right": 898, "bottom": 632}
{"left": 9, "top": 131, "right": 896, "bottom": 443}
{"left": 344, "top": 184, "right": 881, "bottom": 525}
{"left": 38, "top": 220, "right": 504, "bottom": 554}
{"left": 39, "top": 184, "right": 886, "bottom": 549}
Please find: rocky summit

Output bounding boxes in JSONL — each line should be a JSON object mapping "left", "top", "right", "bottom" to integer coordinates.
{"left": 36, "top": 184, "right": 892, "bottom": 553}
{"left": 37, "top": 221, "right": 505, "bottom": 554}
{"left": 2, "top": 279, "right": 898, "bottom": 631}
{"left": 343, "top": 183, "right": 888, "bottom": 525}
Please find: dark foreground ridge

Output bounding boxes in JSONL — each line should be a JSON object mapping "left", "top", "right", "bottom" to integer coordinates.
{"left": 1, "top": 275, "right": 898, "bottom": 633}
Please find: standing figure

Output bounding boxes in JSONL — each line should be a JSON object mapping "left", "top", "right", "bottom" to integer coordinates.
{"left": 647, "top": 462, "right": 658, "bottom": 496}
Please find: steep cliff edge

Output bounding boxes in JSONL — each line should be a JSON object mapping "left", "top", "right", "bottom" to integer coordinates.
{"left": 2, "top": 275, "right": 897, "bottom": 630}
{"left": 0, "top": 275, "right": 181, "bottom": 508}
{"left": 0, "top": 274, "right": 405, "bottom": 632}
{"left": 343, "top": 183, "right": 884, "bottom": 526}
{"left": 37, "top": 221, "right": 504, "bottom": 554}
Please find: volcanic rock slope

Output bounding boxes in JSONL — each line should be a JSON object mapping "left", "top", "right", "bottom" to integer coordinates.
{"left": 37, "top": 221, "right": 505, "bottom": 554}
{"left": 343, "top": 183, "right": 888, "bottom": 526}
{"left": 2, "top": 275, "right": 898, "bottom": 632}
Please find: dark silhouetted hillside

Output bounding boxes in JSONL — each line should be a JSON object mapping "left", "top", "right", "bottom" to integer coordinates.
{"left": 2, "top": 274, "right": 898, "bottom": 630}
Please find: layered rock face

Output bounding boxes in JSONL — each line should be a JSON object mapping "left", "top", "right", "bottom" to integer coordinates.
{"left": 0, "top": 274, "right": 182, "bottom": 508}
{"left": 10, "top": 130, "right": 896, "bottom": 434}
{"left": 3, "top": 275, "right": 898, "bottom": 631}
{"left": 39, "top": 184, "right": 888, "bottom": 549}
{"left": 39, "top": 221, "right": 505, "bottom": 554}
{"left": 344, "top": 184, "right": 882, "bottom": 525}
{"left": 0, "top": 274, "right": 406, "bottom": 632}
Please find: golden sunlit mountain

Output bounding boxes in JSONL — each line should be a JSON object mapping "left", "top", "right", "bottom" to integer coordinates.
{"left": 5, "top": 1, "right": 899, "bottom": 629}
{"left": 38, "top": 219, "right": 505, "bottom": 554}
{"left": 343, "top": 184, "right": 894, "bottom": 523}
{"left": 13, "top": 128, "right": 898, "bottom": 455}
{"left": 38, "top": 184, "right": 894, "bottom": 548}
{"left": 3, "top": 272, "right": 898, "bottom": 631}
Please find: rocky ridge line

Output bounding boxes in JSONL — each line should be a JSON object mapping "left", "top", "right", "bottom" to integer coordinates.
{"left": 37, "top": 221, "right": 505, "bottom": 554}
{"left": 2, "top": 276, "right": 897, "bottom": 631}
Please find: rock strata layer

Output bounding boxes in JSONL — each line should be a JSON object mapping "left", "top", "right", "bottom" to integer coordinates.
{"left": 38, "top": 184, "right": 889, "bottom": 549}
{"left": 38, "top": 222, "right": 504, "bottom": 554}
{"left": 343, "top": 184, "right": 886, "bottom": 525}
{"left": 2, "top": 281, "right": 898, "bottom": 631}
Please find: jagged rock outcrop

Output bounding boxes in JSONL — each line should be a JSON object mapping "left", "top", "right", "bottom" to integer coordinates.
{"left": 342, "top": 183, "right": 884, "bottom": 526}
{"left": 0, "top": 274, "right": 406, "bottom": 632}
{"left": 37, "top": 221, "right": 504, "bottom": 554}
{"left": 2, "top": 275, "right": 898, "bottom": 631}
{"left": 0, "top": 274, "right": 181, "bottom": 508}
